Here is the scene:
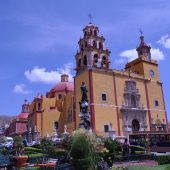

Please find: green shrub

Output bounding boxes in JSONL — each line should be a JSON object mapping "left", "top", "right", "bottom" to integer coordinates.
{"left": 104, "top": 138, "right": 121, "bottom": 154}
{"left": 24, "top": 147, "right": 43, "bottom": 153}
{"left": 155, "top": 155, "right": 170, "bottom": 165}
{"left": 62, "top": 135, "right": 73, "bottom": 150}
{"left": 130, "top": 145, "right": 145, "bottom": 154}
{"left": 71, "top": 135, "right": 91, "bottom": 159}
{"left": 72, "top": 157, "right": 93, "bottom": 170}
{"left": 71, "top": 132, "right": 95, "bottom": 170}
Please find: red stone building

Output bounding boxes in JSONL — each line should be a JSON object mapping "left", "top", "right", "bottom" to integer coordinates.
{"left": 5, "top": 100, "right": 29, "bottom": 138}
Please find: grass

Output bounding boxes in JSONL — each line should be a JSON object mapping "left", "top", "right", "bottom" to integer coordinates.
{"left": 128, "top": 164, "right": 170, "bottom": 170}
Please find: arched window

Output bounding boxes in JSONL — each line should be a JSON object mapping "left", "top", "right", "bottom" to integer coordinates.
{"left": 132, "top": 119, "right": 140, "bottom": 132}
{"left": 131, "top": 95, "right": 136, "bottom": 108}
{"left": 90, "top": 29, "right": 93, "bottom": 35}
{"left": 94, "top": 30, "right": 97, "bottom": 36}
{"left": 78, "top": 59, "right": 81, "bottom": 67}
{"left": 93, "top": 40, "right": 97, "bottom": 48}
{"left": 58, "top": 94, "right": 62, "bottom": 99}
{"left": 81, "top": 45, "right": 83, "bottom": 51}
{"left": 99, "top": 42, "right": 103, "bottom": 49}
{"left": 93, "top": 54, "right": 98, "bottom": 66}
{"left": 85, "top": 41, "right": 87, "bottom": 47}
{"left": 102, "top": 56, "right": 107, "bottom": 64}
{"left": 83, "top": 55, "right": 87, "bottom": 65}
{"left": 38, "top": 103, "right": 41, "bottom": 111}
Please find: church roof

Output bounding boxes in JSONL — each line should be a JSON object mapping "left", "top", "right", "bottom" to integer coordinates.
{"left": 17, "top": 112, "right": 29, "bottom": 119}
{"left": 50, "top": 81, "right": 74, "bottom": 93}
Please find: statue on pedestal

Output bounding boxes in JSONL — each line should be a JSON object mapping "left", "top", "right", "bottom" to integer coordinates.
{"left": 79, "top": 82, "right": 91, "bottom": 130}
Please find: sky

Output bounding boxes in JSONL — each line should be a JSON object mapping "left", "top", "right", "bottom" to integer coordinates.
{"left": 0, "top": 0, "right": 170, "bottom": 120}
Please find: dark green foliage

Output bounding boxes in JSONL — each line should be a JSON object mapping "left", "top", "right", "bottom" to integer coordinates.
{"left": 130, "top": 145, "right": 145, "bottom": 152}
{"left": 104, "top": 138, "right": 121, "bottom": 154}
{"left": 155, "top": 155, "right": 170, "bottom": 165}
{"left": 71, "top": 135, "right": 91, "bottom": 159}
{"left": 62, "top": 135, "right": 73, "bottom": 150}
{"left": 72, "top": 157, "right": 93, "bottom": 170}
{"left": 40, "top": 137, "right": 55, "bottom": 155}
{"left": 24, "top": 147, "right": 43, "bottom": 153}
{"left": 13, "top": 135, "right": 24, "bottom": 155}
{"left": 70, "top": 134, "right": 94, "bottom": 170}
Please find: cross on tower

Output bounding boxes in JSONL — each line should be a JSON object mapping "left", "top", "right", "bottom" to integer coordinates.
{"left": 88, "top": 14, "right": 93, "bottom": 23}
{"left": 139, "top": 29, "right": 143, "bottom": 36}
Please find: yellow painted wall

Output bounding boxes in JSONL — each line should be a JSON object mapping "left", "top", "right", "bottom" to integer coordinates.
{"left": 92, "top": 70, "right": 118, "bottom": 135}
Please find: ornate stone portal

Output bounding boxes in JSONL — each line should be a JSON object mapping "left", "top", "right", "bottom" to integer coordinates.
{"left": 121, "top": 79, "right": 147, "bottom": 136}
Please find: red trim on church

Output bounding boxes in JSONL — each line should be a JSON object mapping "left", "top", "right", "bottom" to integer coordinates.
{"left": 34, "top": 112, "right": 37, "bottom": 126}
{"left": 160, "top": 83, "right": 169, "bottom": 130}
{"left": 144, "top": 80, "right": 152, "bottom": 130}
{"left": 89, "top": 69, "right": 95, "bottom": 132}
{"left": 113, "top": 72, "right": 120, "bottom": 136}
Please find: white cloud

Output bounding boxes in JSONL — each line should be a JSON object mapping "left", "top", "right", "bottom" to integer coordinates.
{"left": 25, "top": 63, "right": 74, "bottom": 84}
{"left": 117, "top": 47, "right": 164, "bottom": 64}
{"left": 157, "top": 34, "right": 170, "bottom": 48}
{"left": 13, "top": 84, "right": 31, "bottom": 95}
{"left": 151, "top": 48, "right": 164, "bottom": 60}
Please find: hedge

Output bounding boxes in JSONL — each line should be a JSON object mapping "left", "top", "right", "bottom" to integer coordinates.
{"left": 130, "top": 145, "right": 145, "bottom": 151}
{"left": 72, "top": 157, "right": 93, "bottom": 170}
{"left": 24, "top": 147, "right": 43, "bottom": 153}
{"left": 155, "top": 155, "right": 170, "bottom": 165}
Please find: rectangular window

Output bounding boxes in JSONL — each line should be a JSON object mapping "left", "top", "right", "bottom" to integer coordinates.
{"left": 54, "top": 121, "right": 59, "bottom": 130}
{"left": 102, "top": 93, "right": 107, "bottom": 101}
{"left": 104, "top": 125, "right": 109, "bottom": 132}
{"left": 155, "top": 100, "right": 159, "bottom": 107}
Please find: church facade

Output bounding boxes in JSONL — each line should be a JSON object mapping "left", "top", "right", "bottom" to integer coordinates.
{"left": 74, "top": 22, "right": 168, "bottom": 138}
{"left": 6, "top": 22, "right": 169, "bottom": 141}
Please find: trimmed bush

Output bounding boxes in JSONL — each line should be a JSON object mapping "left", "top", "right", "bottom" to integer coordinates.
{"left": 72, "top": 157, "right": 93, "bottom": 170}
{"left": 130, "top": 145, "right": 145, "bottom": 154}
{"left": 71, "top": 135, "right": 91, "bottom": 159}
{"left": 25, "top": 147, "right": 43, "bottom": 153}
{"left": 155, "top": 155, "right": 170, "bottom": 165}
{"left": 71, "top": 133, "right": 94, "bottom": 170}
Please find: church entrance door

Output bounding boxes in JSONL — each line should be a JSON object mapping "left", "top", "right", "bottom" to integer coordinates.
{"left": 132, "top": 119, "right": 140, "bottom": 132}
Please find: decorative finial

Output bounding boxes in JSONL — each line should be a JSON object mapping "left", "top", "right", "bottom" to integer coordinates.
{"left": 139, "top": 29, "right": 143, "bottom": 36}
{"left": 88, "top": 13, "right": 93, "bottom": 23}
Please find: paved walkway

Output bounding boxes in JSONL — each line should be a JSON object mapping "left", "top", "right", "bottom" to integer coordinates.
{"left": 113, "top": 160, "right": 158, "bottom": 167}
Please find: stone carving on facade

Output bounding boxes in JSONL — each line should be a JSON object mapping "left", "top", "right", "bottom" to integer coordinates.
{"left": 121, "top": 79, "right": 147, "bottom": 134}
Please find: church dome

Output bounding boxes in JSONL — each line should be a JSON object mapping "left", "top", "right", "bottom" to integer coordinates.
{"left": 50, "top": 74, "right": 74, "bottom": 93}
{"left": 17, "top": 112, "right": 28, "bottom": 119}
{"left": 51, "top": 82, "right": 74, "bottom": 92}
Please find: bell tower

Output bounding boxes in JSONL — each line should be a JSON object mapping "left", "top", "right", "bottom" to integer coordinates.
{"left": 75, "top": 22, "right": 111, "bottom": 74}
{"left": 136, "top": 32, "right": 151, "bottom": 61}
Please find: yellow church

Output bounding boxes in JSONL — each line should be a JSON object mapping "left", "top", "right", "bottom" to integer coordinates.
{"left": 27, "top": 22, "right": 169, "bottom": 142}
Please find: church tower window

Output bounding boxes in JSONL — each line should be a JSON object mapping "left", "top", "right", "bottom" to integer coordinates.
{"left": 78, "top": 59, "right": 81, "bottom": 67}
{"left": 93, "top": 40, "right": 97, "bottom": 48}
{"left": 155, "top": 100, "right": 159, "bottom": 107}
{"left": 94, "top": 30, "right": 97, "bottom": 36}
{"left": 83, "top": 55, "right": 87, "bottom": 66}
{"left": 99, "top": 42, "right": 103, "bottom": 49}
{"left": 94, "top": 54, "right": 98, "bottom": 66}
